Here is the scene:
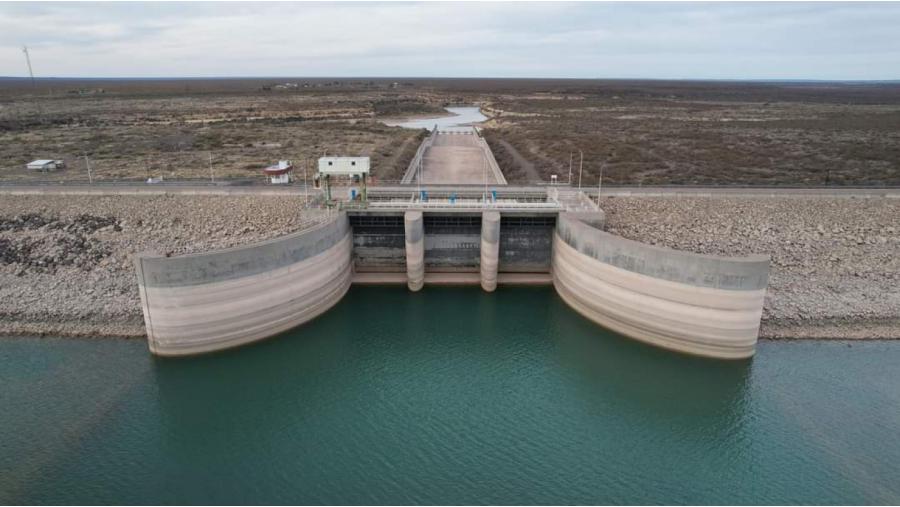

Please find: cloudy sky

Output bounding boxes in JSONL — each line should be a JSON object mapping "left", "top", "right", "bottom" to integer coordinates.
{"left": 1, "top": 1, "right": 899, "bottom": 80}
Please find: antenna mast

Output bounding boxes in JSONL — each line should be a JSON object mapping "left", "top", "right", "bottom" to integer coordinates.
{"left": 22, "top": 45, "right": 35, "bottom": 87}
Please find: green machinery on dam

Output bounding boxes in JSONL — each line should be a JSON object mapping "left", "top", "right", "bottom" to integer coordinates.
{"left": 133, "top": 185, "right": 770, "bottom": 360}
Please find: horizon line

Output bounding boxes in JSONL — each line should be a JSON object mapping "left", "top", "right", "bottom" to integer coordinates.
{"left": 2, "top": 76, "right": 900, "bottom": 84}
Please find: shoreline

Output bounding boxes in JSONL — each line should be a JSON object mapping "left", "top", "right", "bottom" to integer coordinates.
{"left": 1, "top": 193, "right": 897, "bottom": 347}
{"left": 380, "top": 110, "right": 456, "bottom": 124}
{"left": 2, "top": 315, "right": 899, "bottom": 342}
{"left": 380, "top": 105, "right": 490, "bottom": 129}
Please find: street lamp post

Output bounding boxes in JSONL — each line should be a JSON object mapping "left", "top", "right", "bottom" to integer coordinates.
{"left": 568, "top": 152, "right": 573, "bottom": 186}
{"left": 597, "top": 161, "right": 604, "bottom": 205}
{"left": 482, "top": 151, "right": 487, "bottom": 205}
{"left": 84, "top": 155, "right": 93, "bottom": 184}
{"left": 577, "top": 149, "right": 583, "bottom": 189}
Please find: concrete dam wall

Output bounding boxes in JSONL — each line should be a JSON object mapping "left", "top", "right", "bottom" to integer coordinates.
{"left": 132, "top": 204, "right": 770, "bottom": 360}
{"left": 134, "top": 214, "right": 352, "bottom": 356}
{"left": 551, "top": 213, "right": 770, "bottom": 359}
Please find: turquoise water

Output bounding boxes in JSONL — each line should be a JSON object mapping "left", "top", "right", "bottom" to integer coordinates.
{"left": 1, "top": 287, "right": 899, "bottom": 505}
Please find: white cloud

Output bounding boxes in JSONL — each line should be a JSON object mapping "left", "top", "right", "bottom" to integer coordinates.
{"left": 0, "top": 2, "right": 898, "bottom": 79}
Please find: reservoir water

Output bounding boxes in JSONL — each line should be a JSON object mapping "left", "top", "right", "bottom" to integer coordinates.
{"left": 2, "top": 286, "right": 899, "bottom": 505}
{"left": 382, "top": 106, "right": 487, "bottom": 130}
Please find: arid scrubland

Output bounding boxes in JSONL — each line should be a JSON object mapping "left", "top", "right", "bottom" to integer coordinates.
{"left": 482, "top": 83, "right": 900, "bottom": 186}
{"left": 0, "top": 80, "right": 437, "bottom": 182}
{"left": 3, "top": 78, "right": 898, "bottom": 186}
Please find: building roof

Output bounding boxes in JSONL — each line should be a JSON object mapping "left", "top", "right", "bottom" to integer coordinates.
{"left": 27, "top": 160, "right": 56, "bottom": 166}
{"left": 263, "top": 163, "right": 293, "bottom": 175}
{"left": 318, "top": 156, "right": 370, "bottom": 175}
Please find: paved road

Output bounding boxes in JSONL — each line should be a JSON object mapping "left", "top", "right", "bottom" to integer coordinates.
{"left": 0, "top": 183, "right": 320, "bottom": 196}
{"left": 586, "top": 186, "right": 900, "bottom": 198}
{"left": 2, "top": 182, "right": 898, "bottom": 198}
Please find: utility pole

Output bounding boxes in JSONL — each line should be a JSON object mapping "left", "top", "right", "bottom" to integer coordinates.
{"left": 568, "top": 152, "right": 573, "bottom": 185}
{"left": 208, "top": 152, "right": 214, "bottom": 183}
{"left": 22, "top": 46, "right": 35, "bottom": 87}
{"left": 597, "top": 161, "right": 604, "bottom": 205}
{"left": 84, "top": 155, "right": 93, "bottom": 184}
{"left": 482, "top": 151, "right": 487, "bottom": 205}
{"left": 417, "top": 156, "right": 422, "bottom": 199}
{"left": 578, "top": 149, "right": 584, "bottom": 189}
{"left": 304, "top": 158, "right": 309, "bottom": 207}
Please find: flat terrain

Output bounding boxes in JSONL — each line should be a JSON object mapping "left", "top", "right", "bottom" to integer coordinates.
{"left": 0, "top": 79, "right": 436, "bottom": 183}
{"left": 482, "top": 83, "right": 900, "bottom": 186}
{"left": 2, "top": 78, "right": 898, "bottom": 186}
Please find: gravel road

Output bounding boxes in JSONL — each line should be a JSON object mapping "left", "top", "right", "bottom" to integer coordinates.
{"left": 601, "top": 196, "right": 900, "bottom": 339}
{"left": 0, "top": 195, "right": 326, "bottom": 338}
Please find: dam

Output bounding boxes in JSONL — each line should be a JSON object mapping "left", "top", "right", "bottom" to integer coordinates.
{"left": 134, "top": 126, "right": 770, "bottom": 360}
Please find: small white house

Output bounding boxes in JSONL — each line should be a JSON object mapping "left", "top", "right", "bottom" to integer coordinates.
{"left": 27, "top": 159, "right": 65, "bottom": 171}
{"left": 318, "top": 157, "right": 370, "bottom": 203}
{"left": 317, "top": 157, "right": 370, "bottom": 176}
{"left": 263, "top": 160, "right": 294, "bottom": 185}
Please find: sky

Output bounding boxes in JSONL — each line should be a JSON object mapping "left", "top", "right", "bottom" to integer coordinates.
{"left": 1, "top": 1, "right": 899, "bottom": 80}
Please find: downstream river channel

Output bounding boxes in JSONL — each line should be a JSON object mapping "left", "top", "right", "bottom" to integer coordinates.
{"left": 2, "top": 287, "right": 899, "bottom": 504}
{"left": 382, "top": 106, "right": 487, "bottom": 130}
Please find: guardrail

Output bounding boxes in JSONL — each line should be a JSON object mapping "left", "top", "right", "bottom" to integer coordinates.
{"left": 400, "top": 133, "right": 436, "bottom": 184}
{"left": 342, "top": 198, "right": 562, "bottom": 212}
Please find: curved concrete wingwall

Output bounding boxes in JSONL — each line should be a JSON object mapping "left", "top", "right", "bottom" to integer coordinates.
{"left": 135, "top": 213, "right": 352, "bottom": 356}
{"left": 552, "top": 214, "right": 769, "bottom": 359}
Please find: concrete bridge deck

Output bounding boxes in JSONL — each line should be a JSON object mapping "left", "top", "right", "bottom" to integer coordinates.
{"left": 401, "top": 129, "right": 507, "bottom": 186}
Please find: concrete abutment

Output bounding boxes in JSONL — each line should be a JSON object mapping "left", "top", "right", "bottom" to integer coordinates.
{"left": 135, "top": 213, "right": 353, "bottom": 356}
{"left": 550, "top": 213, "right": 770, "bottom": 359}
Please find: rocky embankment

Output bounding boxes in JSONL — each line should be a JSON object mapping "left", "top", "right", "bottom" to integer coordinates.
{"left": 0, "top": 195, "right": 325, "bottom": 338}
{"left": 3, "top": 193, "right": 898, "bottom": 341}
{"left": 602, "top": 196, "right": 900, "bottom": 339}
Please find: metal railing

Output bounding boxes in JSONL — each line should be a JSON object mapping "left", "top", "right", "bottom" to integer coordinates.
{"left": 341, "top": 197, "right": 562, "bottom": 212}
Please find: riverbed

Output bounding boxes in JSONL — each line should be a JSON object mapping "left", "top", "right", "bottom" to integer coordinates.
{"left": 2, "top": 286, "right": 898, "bottom": 504}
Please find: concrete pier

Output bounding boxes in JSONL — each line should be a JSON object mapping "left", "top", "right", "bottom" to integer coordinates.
{"left": 480, "top": 211, "right": 501, "bottom": 292}
{"left": 404, "top": 211, "right": 425, "bottom": 291}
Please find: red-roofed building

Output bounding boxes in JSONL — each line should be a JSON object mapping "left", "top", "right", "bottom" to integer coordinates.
{"left": 263, "top": 160, "right": 294, "bottom": 184}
